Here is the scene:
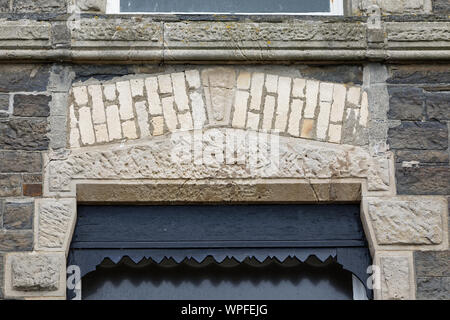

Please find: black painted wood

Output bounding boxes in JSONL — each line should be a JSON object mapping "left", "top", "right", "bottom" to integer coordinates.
{"left": 73, "top": 204, "right": 365, "bottom": 248}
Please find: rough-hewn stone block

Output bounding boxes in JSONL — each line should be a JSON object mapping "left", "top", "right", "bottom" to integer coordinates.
{"left": 426, "top": 91, "right": 450, "bottom": 120}
{"left": 387, "top": 87, "right": 424, "bottom": 120}
{"left": 396, "top": 165, "right": 450, "bottom": 195}
{"left": 433, "top": 0, "right": 450, "bottom": 14}
{"left": 0, "top": 151, "right": 42, "bottom": 173}
{"left": 377, "top": 253, "right": 414, "bottom": 300}
{"left": 23, "top": 184, "right": 42, "bottom": 197}
{"left": 387, "top": 65, "right": 450, "bottom": 85}
{"left": 0, "top": 0, "right": 9, "bottom": 12}
{"left": 394, "top": 150, "right": 449, "bottom": 164}
{"left": 298, "top": 65, "right": 363, "bottom": 85}
{"left": 368, "top": 198, "right": 445, "bottom": 245}
{"left": 0, "top": 230, "right": 33, "bottom": 251}
{"left": 10, "top": 254, "right": 60, "bottom": 291}
{"left": 416, "top": 277, "right": 450, "bottom": 300}
{"left": 0, "top": 93, "right": 9, "bottom": 111}
{"left": 388, "top": 121, "right": 448, "bottom": 150}
{"left": 3, "top": 201, "right": 33, "bottom": 230}
{"left": 13, "top": 94, "right": 51, "bottom": 117}
{"left": 415, "top": 251, "right": 450, "bottom": 277}
{"left": 0, "top": 174, "right": 21, "bottom": 197}
{"left": 0, "top": 118, "right": 49, "bottom": 151}
{"left": 12, "top": 0, "right": 66, "bottom": 13}
{"left": 0, "top": 65, "right": 50, "bottom": 92}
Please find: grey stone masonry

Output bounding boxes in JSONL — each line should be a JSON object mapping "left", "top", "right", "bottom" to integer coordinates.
{"left": 415, "top": 251, "right": 450, "bottom": 300}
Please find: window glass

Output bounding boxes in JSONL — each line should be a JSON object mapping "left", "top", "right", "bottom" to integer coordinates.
{"left": 119, "top": 0, "right": 331, "bottom": 14}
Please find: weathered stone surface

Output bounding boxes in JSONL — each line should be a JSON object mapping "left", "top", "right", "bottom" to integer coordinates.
{"left": 368, "top": 198, "right": 445, "bottom": 245}
{"left": 0, "top": 230, "right": 33, "bottom": 251}
{"left": 432, "top": 0, "right": 450, "bottom": 14}
{"left": 0, "top": 0, "right": 9, "bottom": 12}
{"left": 387, "top": 22, "right": 450, "bottom": 42}
{"left": 394, "top": 150, "right": 449, "bottom": 164}
{"left": 73, "top": 18, "right": 162, "bottom": 42}
{"left": 23, "top": 184, "right": 42, "bottom": 197}
{"left": 396, "top": 165, "right": 450, "bottom": 195}
{"left": 379, "top": 255, "right": 412, "bottom": 300}
{"left": 0, "top": 174, "right": 21, "bottom": 197}
{"left": 426, "top": 91, "right": 450, "bottom": 120}
{"left": 0, "top": 118, "right": 49, "bottom": 151}
{"left": 0, "top": 151, "right": 42, "bottom": 173}
{"left": 0, "top": 65, "right": 50, "bottom": 92}
{"left": 36, "top": 199, "right": 75, "bottom": 250}
{"left": 13, "top": 94, "right": 51, "bottom": 117}
{"left": 0, "top": 20, "right": 50, "bottom": 41}
{"left": 12, "top": 0, "right": 66, "bottom": 13}
{"left": 298, "top": 65, "right": 363, "bottom": 85}
{"left": 387, "top": 65, "right": 450, "bottom": 85}
{"left": 0, "top": 253, "right": 3, "bottom": 299}
{"left": 416, "top": 277, "right": 450, "bottom": 300}
{"left": 388, "top": 122, "right": 448, "bottom": 150}
{"left": 77, "top": 0, "right": 106, "bottom": 12}
{"left": 3, "top": 201, "right": 33, "bottom": 230}
{"left": 48, "top": 129, "right": 389, "bottom": 192}
{"left": 0, "top": 93, "right": 9, "bottom": 111}
{"left": 387, "top": 87, "right": 424, "bottom": 121}
{"left": 10, "top": 254, "right": 61, "bottom": 291}
{"left": 415, "top": 251, "right": 450, "bottom": 277}
{"left": 165, "top": 22, "right": 366, "bottom": 44}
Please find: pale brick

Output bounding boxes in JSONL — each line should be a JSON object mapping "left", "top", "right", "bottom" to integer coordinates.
{"left": 78, "top": 107, "right": 95, "bottom": 145}
{"left": 145, "top": 77, "right": 163, "bottom": 115}
{"left": 72, "top": 86, "right": 88, "bottom": 106}
{"left": 94, "top": 123, "right": 109, "bottom": 143}
{"left": 190, "top": 91, "right": 207, "bottom": 129}
{"left": 249, "top": 73, "right": 265, "bottom": 111}
{"left": 185, "top": 70, "right": 201, "bottom": 89}
{"left": 347, "top": 86, "right": 361, "bottom": 106}
{"left": 320, "top": 82, "right": 334, "bottom": 103}
{"left": 122, "top": 120, "right": 138, "bottom": 139}
{"left": 116, "top": 81, "right": 134, "bottom": 120}
{"left": 304, "top": 80, "right": 319, "bottom": 118}
{"left": 178, "top": 112, "right": 193, "bottom": 131}
{"left": 262, "top": 95, "right": 276, "bottom": 130}
{"left": 135, "top": 101, "right": 150, "bottom": 137}
{"left": 301, "top": 119, "right": 315, "bottom": 139}
{"left": 158, "top": 74, "right": 173, "bottom": 94}
{"left": 287, "top": 99, "right": 303, "bottom": 137}
{"left": 106, "top": 105, "right": 122, "bottom": 140}
{"left": 330, "top": 84, "right": 346, "bottom": 123}
{"left": 70, "top": 128, "right": 80, "bottom": 148}
{"left": 246, "top": 112, "right": 260, "bottom": 130}
{"left": 274, "top": 76, "right": 292, "bottom": 131}
{"left": 316, "top": 102, "right": 332, "bottom": 140}
{"left": 151, "top": 116, "right": 164, "bottom": 136}
{"left": 130, "top": 79, "right": 144, "bottom": 97}
{"left": 345, "top": 108, "right": 360, "bottom": 135}
{"left": 171, "top": 72, "right": 190, "bottom": 112}
{"left": 69, "top": 104, "right": 77, "bottom": 128}
{"left": 328, "top": 124, "right": 342, "bottom": 143}
{"left": 103, "top": 83, "right": 117, "bottom": 102}
{"left": 265, "top": 74, "right": 278, "bottom": 94}
{"left": 88, "top": 85, "right": 106, "bottom": 124}
{"left": 161, "top": 96, "right": 178, "bottom": 132}
{"left": 232, "top": 91, "right": 249, "bottom": 128}
{"left": 292, "top": 78, "right": 306, "bottom": 98}
{"left": 237, "top": 72, "right": 251, "bottom": 90}
{"left": 359, "top": 91, "right": 369, "bottom": 127}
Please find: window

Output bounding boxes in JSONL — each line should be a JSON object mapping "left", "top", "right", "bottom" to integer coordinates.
{"left": 106, "top": 0, "right": 344, "bottom": 15}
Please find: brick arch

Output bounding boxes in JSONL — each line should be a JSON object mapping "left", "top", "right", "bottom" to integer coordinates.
{"left": 68, "top": 67, "right": 369, "bottom": 149}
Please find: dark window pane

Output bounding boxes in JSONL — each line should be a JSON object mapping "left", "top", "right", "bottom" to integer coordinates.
{"left": 120, "top": 0, "right": 331, "bottom": 13}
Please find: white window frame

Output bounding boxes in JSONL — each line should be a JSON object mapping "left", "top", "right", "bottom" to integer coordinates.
{"left": 106, "top": 0, "right": 344, "bottom": 16}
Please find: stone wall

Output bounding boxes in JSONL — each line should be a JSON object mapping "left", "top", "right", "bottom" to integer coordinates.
{"left": 386, "top": 65, "right": 450, "bottom": 300}
{"left": 0, "top": 0, "right": 449, "bottom": 301}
